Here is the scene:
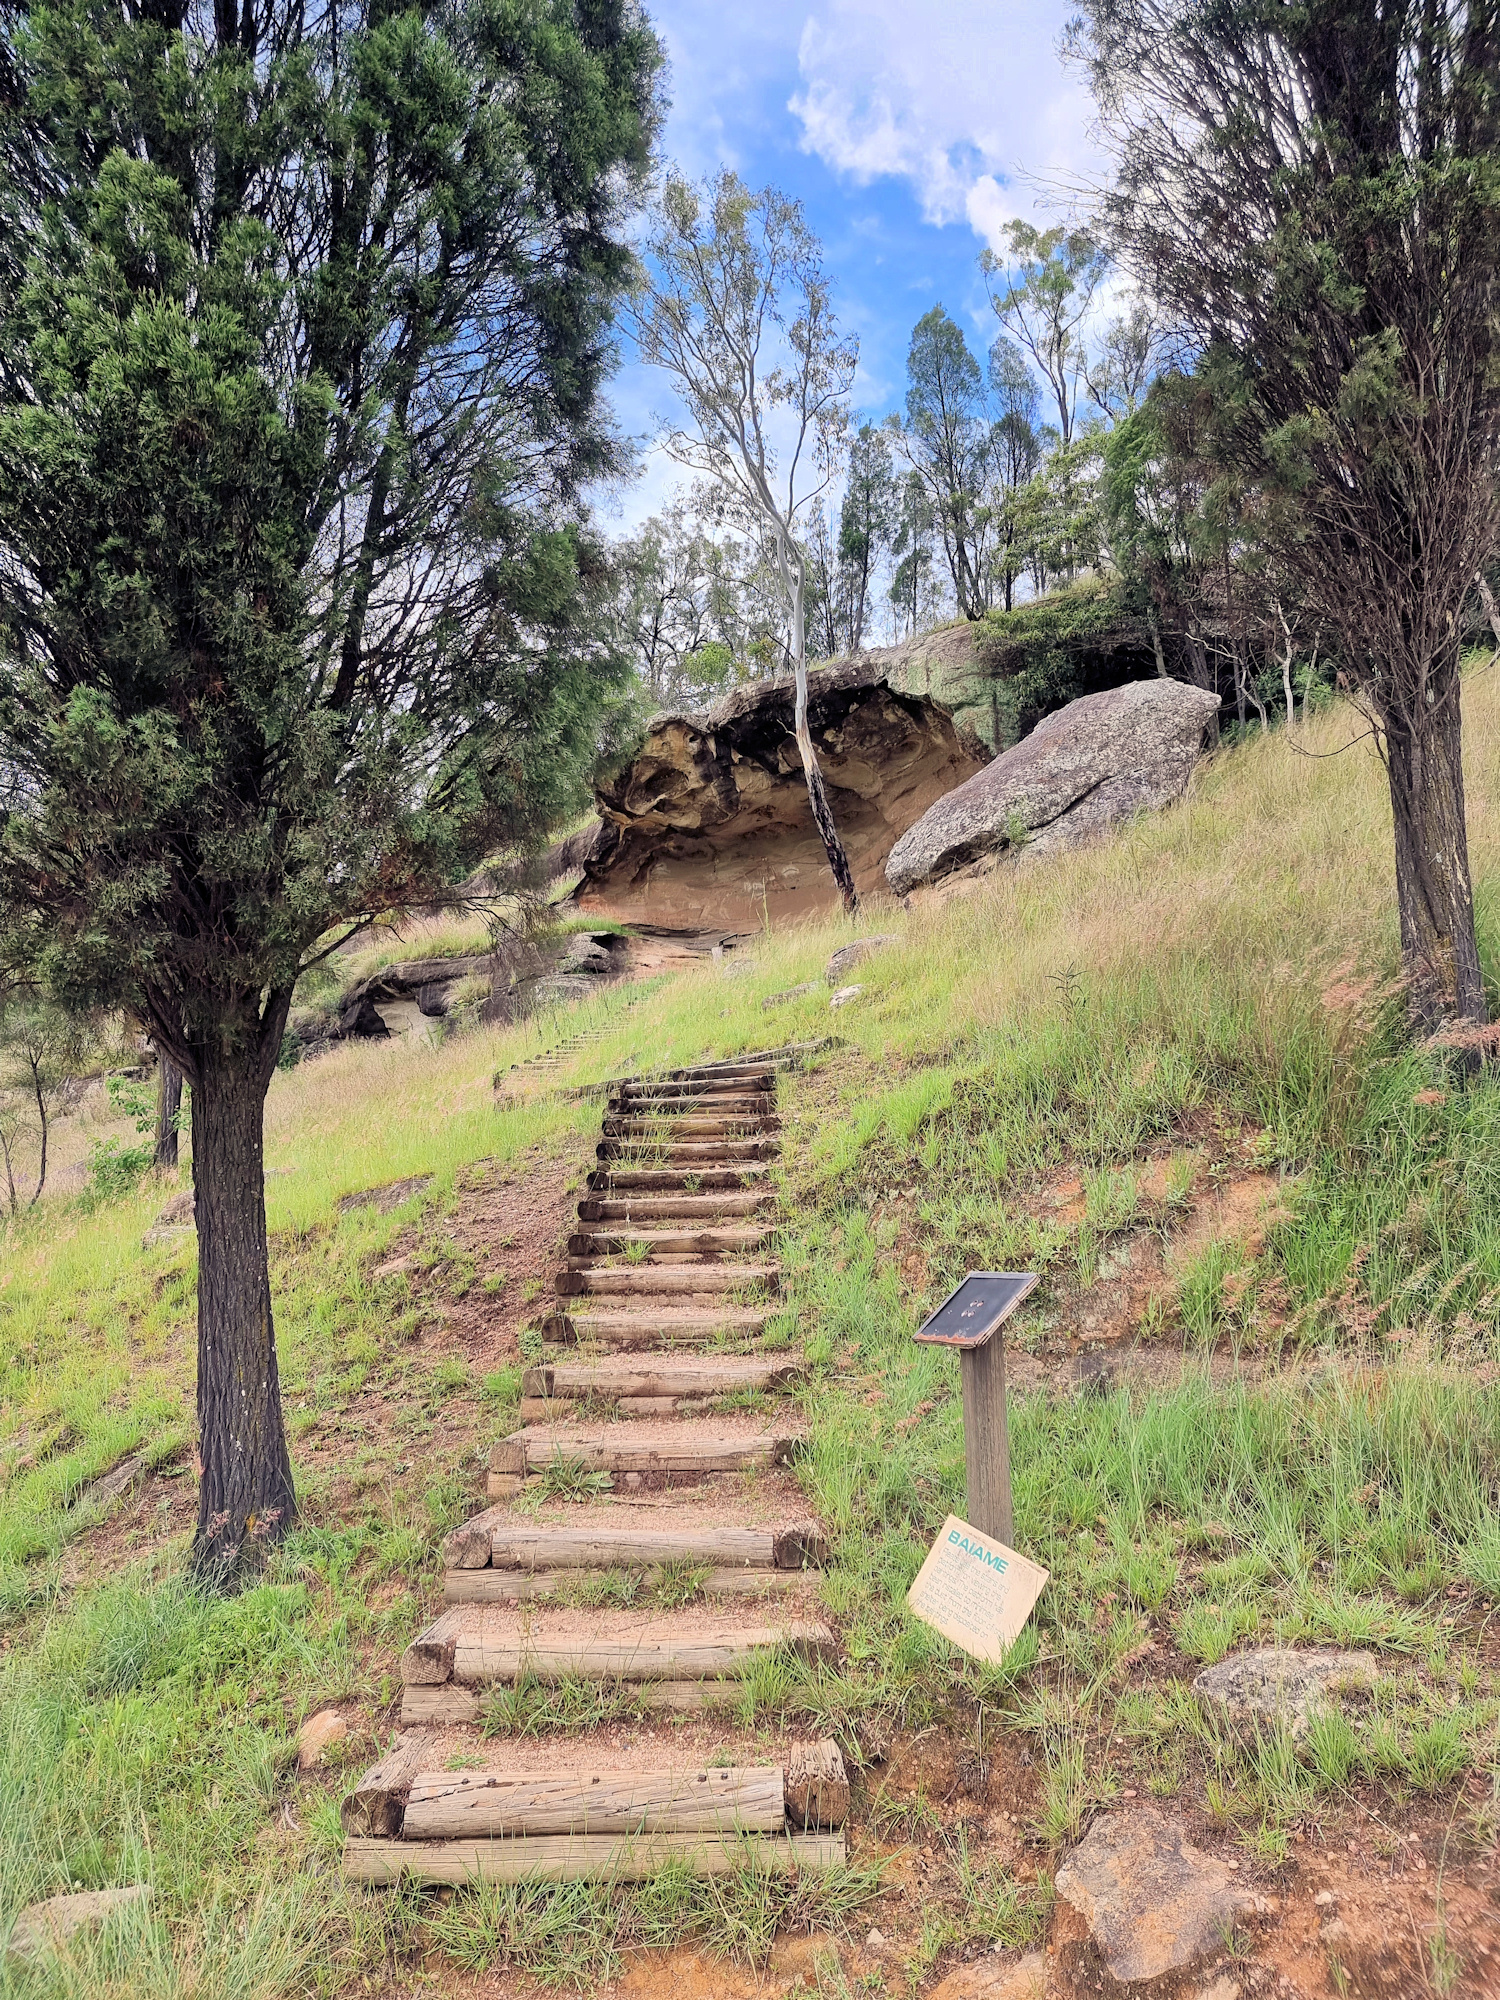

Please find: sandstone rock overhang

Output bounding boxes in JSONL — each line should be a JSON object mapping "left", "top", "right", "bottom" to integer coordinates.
{"left": 567, "top": 656, "right": 990, "bottom": 932}
{"left": 886, "top": 679, "right": 1222, "bottom": 898}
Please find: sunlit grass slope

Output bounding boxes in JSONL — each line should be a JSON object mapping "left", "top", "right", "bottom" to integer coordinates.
{"left": 4, "top": 675, "right": 1500, "bottom": 1990}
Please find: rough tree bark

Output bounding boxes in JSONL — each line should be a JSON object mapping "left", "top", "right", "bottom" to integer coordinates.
{"left": 151, "top": 984, "right": 300, "bottom": 1580}
{"left": 155, "top": 1055, "right": 182, "bottom": 1171}
{"left": 1381, "top": 673, "right": 1485, "bottom": 1037}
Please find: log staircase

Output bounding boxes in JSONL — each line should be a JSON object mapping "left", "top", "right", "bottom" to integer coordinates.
{"left": 343, "top": 1045, "right": 848, "bottom": 1887}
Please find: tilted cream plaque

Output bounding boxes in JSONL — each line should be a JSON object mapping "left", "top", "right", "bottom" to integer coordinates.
{"left": 906, "top": 1513, "right": 1049, "bottom": 1663}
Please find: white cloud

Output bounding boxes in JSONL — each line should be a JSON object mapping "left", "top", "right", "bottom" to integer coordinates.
{"left": 789, "top": 0, "right": 1101, "bottom": 245}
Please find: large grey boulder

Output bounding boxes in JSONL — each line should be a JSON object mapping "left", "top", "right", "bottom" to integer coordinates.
{"left": 886, "top": 679, "right": 1221, "bottom": 897}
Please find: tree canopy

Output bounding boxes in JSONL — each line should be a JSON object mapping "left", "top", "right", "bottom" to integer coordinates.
{"left": 0, "top": 0, "right": 661, "bottom": 1572}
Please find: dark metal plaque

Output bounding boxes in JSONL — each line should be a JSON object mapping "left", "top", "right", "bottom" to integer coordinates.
{"left": 913, "top": 1271, "right": 1039, "bottom": 1350}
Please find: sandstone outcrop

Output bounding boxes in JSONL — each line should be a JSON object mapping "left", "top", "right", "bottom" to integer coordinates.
{"left": 566, "top": 658, "right": 989, "bottom": 932}
{"left": 886, "top": 680, "right": 1221, "bottom": 898}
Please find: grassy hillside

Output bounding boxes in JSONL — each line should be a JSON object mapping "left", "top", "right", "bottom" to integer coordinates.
{"left": 3, "top": 678, "right": 1500, "bottom": 1993}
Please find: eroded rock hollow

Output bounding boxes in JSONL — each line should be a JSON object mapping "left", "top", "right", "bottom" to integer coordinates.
{"left": 564, "top": 657, "right": 989, "bottom": 933}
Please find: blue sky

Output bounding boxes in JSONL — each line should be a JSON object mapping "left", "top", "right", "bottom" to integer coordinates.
{"left": 603, "top": 0, "right": 1105, "bottom": 527}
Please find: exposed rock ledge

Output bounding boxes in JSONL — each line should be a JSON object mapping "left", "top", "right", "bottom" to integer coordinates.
{"left": 887, "top": 679, "right": 1221, "bottom": 898}
{"left": 565, "top": 652, "right": 990, "bottom": 932}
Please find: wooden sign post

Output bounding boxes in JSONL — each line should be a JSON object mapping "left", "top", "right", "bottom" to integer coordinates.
{"left": 914, "top": 1272, "right": 1037, "bottom": 1544}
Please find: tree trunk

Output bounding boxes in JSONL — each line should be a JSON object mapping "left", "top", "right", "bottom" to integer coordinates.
{"left": 1383, "top": 679, "right": 1486, "bottom": 1037}
{"left": 779, "top": 533, "right": 858, "bottom": 913}
{"left": 191, "top": 1053, "right": 296, "bottom": 1576}
{"left": 155, "top": 1055, "right": 183, "bottom": 1171}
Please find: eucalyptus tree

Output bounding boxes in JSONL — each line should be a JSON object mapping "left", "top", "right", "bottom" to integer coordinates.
{"left": 636, "top": 172, "right": 860, "bottom": 909}
{"left": 983, "top": 223, "right": 1110, "bottom": 445}
{"left": 897, "top": 307, "right": 997, "bottom": 620}
{"left": 1071, "top": 0, "right": 1500, "bottom": 1035}
{"left": 0, "top": 0, "right": 660, "bottom": 1575}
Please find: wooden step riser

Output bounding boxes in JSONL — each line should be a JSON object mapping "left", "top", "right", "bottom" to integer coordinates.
{"left": 345, "top": 1830, "right": 846, "bottom": 1886}
{"left": 402, "top": 1766, "right": 787, "bottom": 1840}
{"left": 557, "top": 1266, "right": 778, "bottom": 1297}
{"left": 445, "top": 1566, "right": 812, "bottom": 1604}
{"left": 413, "top": 1626, "right": 836, "bottom": 1687}
{"left": 473, "top": 1522, "right": 826, "bottom": 1571}
{"left": 489, "top": 1434, "right": 797, "bottom": 1476}
{"left": 523, "top": 1359, "right": 798, "bottom": 1398}
{"left": 602, "top": 1119, "right": 781, "bottom": 1139}
{"left": 597, "top": 1142, "right": 780, "bottom": 1163}
{"left": 590, "top": 1169, "right": 767, "bottom": 1192}
{"left": 577, "top": 1195, "right": 770, "bottom": 1222}
{"left": 567, "top": 1228, "right": 773, "bottom": 1257}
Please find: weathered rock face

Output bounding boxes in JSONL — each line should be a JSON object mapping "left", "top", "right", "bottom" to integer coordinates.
{"left": 886, "top": 679, "right": 1221, "bottom": 898}
{"left": 568, "top": 659, "right": 989, "bottom": 932}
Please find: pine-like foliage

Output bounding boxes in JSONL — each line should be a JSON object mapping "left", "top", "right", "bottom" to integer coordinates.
{"left": 0, "top": 0, "right": 660, "bottom": 1572}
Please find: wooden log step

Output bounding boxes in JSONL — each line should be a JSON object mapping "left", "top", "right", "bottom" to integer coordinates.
{"left": 400, "top": 1606, "right": 837, "bottom": 1685}
{"left": 445, "top": 1565, "right": 813, "bottom": 1604}
{"left": 618, "top": 1071, "right": 775, "bottom": 1091}
{"left": 577, "top": 1193, "right": 770, "bottom": 1222}
{"left": 591, "top": 1167, "right": 769, "bottom": 1192}
{"left": 402, "top": 1764, "right": 786, "bottom": 1840}
{"left": 543, "top": 1305, "right": 772, "bottom": 1346}
{"left": 483, "top": 1520, "right": 826, "bottom": 1571}
{"left": 597, "top": 1139, "right": 780, "bottom": 1163}
{"left": 523, "top": 1355, "right": 800, "bottom": 1401}
{"left": 344, "top": 1829, "right": 846, "bottom": 1886}
{"left": 609, "top": 1095, "right": 772, "bottom": 1118}
{"left": 557, "top": 1264, "right": 779, "bottom": 1298}
{"left": 342, "top": 1734, "right": 432, "bottom": 1837}
{"left": 602, "top": 1116, "right": 780, "bottom": 1139}
{"left": 488, "top": 1422, "right": 801, "bottom": 1478}
{"left": 567, "top": 1225, "right": 773, "bottom": 1258}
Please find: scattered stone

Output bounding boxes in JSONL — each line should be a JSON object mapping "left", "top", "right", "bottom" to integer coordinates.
{"left": 153, "top": 1190, "right": 196, "bottom": 1227}
{"left": 296, "top": 1708, "right": 348, "bottom": 1771}
{"left": 825, "top": 934, "right": 899, "bottom": 985}
{"left": 372, "top": 1254, "right": 415, "bottom": 1281}
{"left": 338, "top": 1174, "right": 433, "bottom": 1216}
{"left": 1055, "top": 1808, "right": 1261, "bottom": 1985}
{"left": 829, "top": 984, "right": 864, "bottom": 1009}
{"left": 1193, "top": 1647, "right": 1379, "bottom": 1743}
{"left": 1195, "top": 1981, "right": 1241, "bottom": 2000}
{"left": 8, "top": 1886, "right": 151, "bottom": 1961}
{"left": 864, "top": 1928, "right": 887, "bottom": 1951}
{"left": 887, "top": 679, "right": 1222, "bottom": 896}
{"left": 762, "top": 982, "right": 820, "bottom": 1011}
{"left": 928, "top": 1952, "right": 1046, "bottom": 2000}
{"left": 76, "top": 1454, "right": 146, "bottom": 1514}
{"left": 141, "top": 1224, "right": 194, "bottom": 1253}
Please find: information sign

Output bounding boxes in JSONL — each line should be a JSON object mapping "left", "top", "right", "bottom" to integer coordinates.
{"left": 906, "top": 1512, "right": 1049, "bottom": 1663}
{"left": 913, "top": 1272, "right": 1038, "bottom": 1349}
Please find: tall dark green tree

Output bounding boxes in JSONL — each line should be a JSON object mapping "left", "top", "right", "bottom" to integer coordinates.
{"left": 897, "top": 307, "right": 994, "bottom": 620}
{"left": 0, "top": 0, "right": 660, "bottom": 1575}
{"left": 1072, "top": 0, "right": 1500, "bottom": 1035}
{"left": 837, "top": 423, "right": 897, "bottom": 651}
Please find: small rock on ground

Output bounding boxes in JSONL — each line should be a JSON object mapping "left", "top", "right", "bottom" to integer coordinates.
{"left": 296, "top": 1708, "right": 348, "bottom": 1770}
{"left": 825, "top": 935, "right": 898, "bottom": 984}
{"left": 1193, "top": 1646, "right": 1378, "bottom": 1742}
{"left": 8, "top": 1886, "right": 150, "bottom": 1961}
{"left": 927, "top": 1950, "right": 1047, "bottom": 2000}
{"left": 829, "top": 984, "right": 863, "bottom": 1009}
{"left": 1055, "top": 1807, "right": 1261, "bottom": 1984}
{"left": 762, "top": 981, "right": 819, "bottom": 1011}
